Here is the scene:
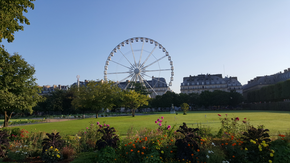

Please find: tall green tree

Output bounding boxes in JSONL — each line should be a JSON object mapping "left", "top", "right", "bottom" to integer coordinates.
{"left": 0, "top": 0, "right": 35, "bottom": 43}
{"left": 0, "top": 47, "right": 42, "bottom": 127}
{"left": 71, "top": 80, "right": 122, "bottom": 118}
{"left": 122, "top": 90, "right": 150, "bottom": 117}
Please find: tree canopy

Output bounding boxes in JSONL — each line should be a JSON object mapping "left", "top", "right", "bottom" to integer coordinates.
{"left": 71, "top": 80, "right": 122, "bottom": 118}
{"left": 0, "top": 46, "right": 42, "bottom": 127}
{"left": 121, "top": 90, "right": 150, "bottom": 117}
{"left": 0, "top": 0, "right": 35, "bottom": 43}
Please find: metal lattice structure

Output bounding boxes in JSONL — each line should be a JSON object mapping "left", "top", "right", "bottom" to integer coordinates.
{"left": 104, "top": 37, "right": 174, "bottom": 96}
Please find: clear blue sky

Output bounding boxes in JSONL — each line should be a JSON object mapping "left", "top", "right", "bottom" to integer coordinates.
{"left": 2, "top": 0, "right": 290, "bottom": 93}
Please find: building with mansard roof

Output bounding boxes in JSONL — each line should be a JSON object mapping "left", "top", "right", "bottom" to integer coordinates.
{"left": 180, "top": 74, "right": 242, "bottom": 94}
{"left": 242, "top": 68, "right": 290, "bottom": 97}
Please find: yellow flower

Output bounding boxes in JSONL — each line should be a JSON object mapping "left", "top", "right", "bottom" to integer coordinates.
{"left": 45, "top": 149, "right": 47, "bottom": 151}
{"left": 57, "top": 154, "right": 60, "bottom": 158}
{"left": 245, "top": 148, "right": 248, "bottom": 151}
{"left": 271, "top": 150, "right": 275, "bottom": 153}
{"left": 259, "top": 148, "right": 262, "bottom": 151}
{"left": 50, "top": 146, "right": 53, "bottom": 149}
{"left": 270, "top": 153, "right": 274, "bottom": 157}
{"left": 161, "top": 151, "right": 164, "bottom": 154}
{"left": 55, "top": 148, "right": 58, "bottom": 151}
{"left": 269, "top": 160, "right": 272, "bottom": 163}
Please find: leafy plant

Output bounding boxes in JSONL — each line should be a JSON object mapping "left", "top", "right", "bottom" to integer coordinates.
{"left": 95, "top": 125, "right": 119, "bottom": 150}
{"left": 42, "top": 132, "right": 64, "bottom": 153}
{"left": 175, "top": 123, "right": 201, "bottom": 162}
{"left": 95, "top": 146, "right": 118, "bottom": 163}
{"left": 0, "top": 130, "right": 9, "bottom": 157}
{"left": 241, "top": 126, "right": 271, "bottom": 144}
{"left": 270, "top": 136, "right": 290, "bottom": 163}
{"left": 42, "top": 146, "right": 63, "bottom": 163}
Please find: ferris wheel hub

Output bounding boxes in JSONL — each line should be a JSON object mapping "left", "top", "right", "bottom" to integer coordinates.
{"left": 134, "top": 68, "right": 140, "bottom": 74}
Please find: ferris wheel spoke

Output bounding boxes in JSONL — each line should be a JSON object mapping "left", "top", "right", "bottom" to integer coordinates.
{"left": 118, "top": 49, "right": 134, "bottom": 67}
{"left": 130, "top": 42, "right": 137, "bottom": 66}
{"left": 110, "top": 60, "right": 131, "bottom": 69}
{"left": 125, "top": 75, "right": 135, "bottom": 89}
{"left": 141, "top": 73, "right": 167, "bottom": 86}
{"left": 140, "top": 46, "right": 157, "bottom": 68}
{"left": 107, "top": 71, "right": 132, "bottom": 74}
{"left": 140, "top": 75, "right": 157, "bottom": 95}
{"left": 116, "top": 74, "right": 134, "bottom": 84}
{"left": 138, "top": 41, "right": 145, "bottom": 66}
{"left": 143, "top": 69, "right": 171, "bottom": 72}
{"left": 142, "top": 56, "right": 167, "bottom": 69}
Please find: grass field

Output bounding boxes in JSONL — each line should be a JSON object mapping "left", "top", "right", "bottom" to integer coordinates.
{"left": 7, "top": 110, "right": 290, "bottom": 137}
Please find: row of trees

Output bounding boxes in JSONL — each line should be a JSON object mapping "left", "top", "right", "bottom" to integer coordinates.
{"left": 247, "top": 80, "right": 290, "bottom": 103}
{"left": 33, "top": 81, "right": 150, "bottom": 118}
{"left": 149, "top": 90, "right": 244, "bottom": 109}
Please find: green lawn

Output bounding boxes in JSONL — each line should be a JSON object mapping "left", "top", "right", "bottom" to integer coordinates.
{"left": 7, "top": 110, "right": 290, "bottom": 137}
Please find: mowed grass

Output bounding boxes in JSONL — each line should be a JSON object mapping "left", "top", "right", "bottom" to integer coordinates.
{"left": 8, "top": 110, "right": 290, "bottom": 137}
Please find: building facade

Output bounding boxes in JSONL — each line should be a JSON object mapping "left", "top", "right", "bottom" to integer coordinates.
{"left": 118, "top": 77, "right": 170, "bottom": 98}
{"left": 243, "top": 68, "right": 290, "bottom": 96}
{"left": 40, "top": 84, "right": 69, "bottom": 95}
{"left": 180, "top": 74, "right": 243, "bottom": 94}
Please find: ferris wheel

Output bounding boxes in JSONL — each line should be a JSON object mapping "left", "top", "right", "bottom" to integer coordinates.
{"left": 104, "top": 37, "right": 174, "bottom": 96}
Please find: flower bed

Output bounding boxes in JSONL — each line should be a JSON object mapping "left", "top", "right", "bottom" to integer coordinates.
{"left": 0, "top": 115, "right": 290, "bottom": 163}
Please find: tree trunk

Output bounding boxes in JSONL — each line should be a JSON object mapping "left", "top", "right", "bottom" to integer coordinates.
{"left": 96, "top": 112, "right": 98, "bottom": 118}
{"left": 131, "top": 109, "right": 135, "bottom": 117}
{"left": 4, "top": 111, "right": 13, "bottom": 127}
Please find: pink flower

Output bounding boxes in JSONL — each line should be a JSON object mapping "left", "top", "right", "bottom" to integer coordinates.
{"left": 86, "top": 127, "right": 88, "bottom": 129}
{"left": 157, "top": 119, "right": 160, "bottom": 122}
{"left": 235, "top": 117, "right": 240, "bottom": 121}
{"left": 218, "top": 114, "right": 221, "bottom": 116}
{"left": 167, "top": 125, "right": 171, "bottom": 129}
{"left": 244, "top": 118, "right": 246, "bottom": 120}
{"left": 104, "top": 123, "right": 106, "bottom": 126}
{"left": 155, "top": 121, "right": 158, "bottom": 123}
{"left": 84, "top": 132, "right": 87, "bottom": 134}
{"left": 225, "top": 114, "right": 228, "bottom": 116}
{"left": 99, "top": 125, "right": 102, "bottom": 128}
{"left": 243, "top": 121, "right": 246, "bottom": 123}
{"left": 97, "top": 122, "right": 100, "bottom": 125}
{"left": 159, "top": 120, "right": 163, "bottom": 123}
{"left": 107, "top": 124, "right": 110, "bottom": 127}
{"left": 161, "top": 116, "right": 164, "bottom": 119}
{"left": 159, "top": 123, "right": 162, "bottom": 126}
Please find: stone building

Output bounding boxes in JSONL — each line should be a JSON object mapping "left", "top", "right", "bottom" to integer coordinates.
{"left": 243, "top": 68, "right": 290, "bottom": 97}
{"left": 180, "top": 74, "right": 243, "bottom": 94}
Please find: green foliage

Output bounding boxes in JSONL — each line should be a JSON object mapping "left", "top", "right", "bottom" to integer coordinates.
{"left": 122, "top": 90, "right": 150, "bottom": 117}
{"left": 180, "top": 103, "right": 189, "bottom": 115}
{"left": 270, "top": 137, "right": 290, "bottom": 163}
{"left": 0, "top": 0, "right": 35, "bottom": 43}
{"left": 41, "top": 146, "right": 63, "bottom": 163}
{"left": 247, "top": 79, "right": 290, "bottom": 102}
{"left": 95, "top": 146, "right": 118, "bottom": 163}
{"left": 0, "top": 46, "right": 42, "bottom": 127}
{"left": 0, "top": 130, "right": 9, "bottom": 157}
{"left": 72, "top": 80, "right": 122, "bottom": 118}
{"left": 70, "top": 152, "right": 96, "bottom": 163}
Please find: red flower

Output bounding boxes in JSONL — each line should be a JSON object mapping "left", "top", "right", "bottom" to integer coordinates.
{"left": 235, "top": 117, "right": 240, "bottom": 121}
{"left": 218, "top": 114, "right": 221, "bottom": 116}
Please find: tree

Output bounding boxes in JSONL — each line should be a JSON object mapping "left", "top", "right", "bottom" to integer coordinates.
{"left": 0, "top": 0, "right": 35, "bottom": 43}
{"left": 71, "top": 80, "right": 122, "bottom": 118}
{"left": 128, "top": 82, "right": 150, "bottom": 95}
{"left": 122, "top": 90, "right": 150, "bottom": 117}
{"left": 0, "top": 47, "right": 42, "bottom": 127}
{"left": 180, "top": 103, "right": 189, "bottom": 115}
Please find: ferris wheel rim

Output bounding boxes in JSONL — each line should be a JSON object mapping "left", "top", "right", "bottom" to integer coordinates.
{"left": 104, "top": 37, "right": 174, "bottom": 95}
